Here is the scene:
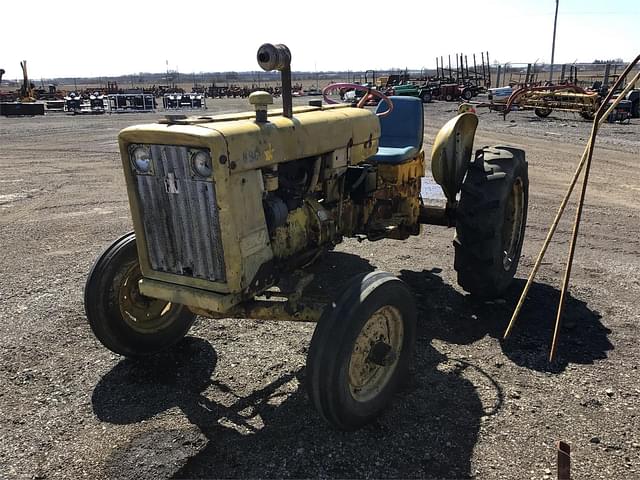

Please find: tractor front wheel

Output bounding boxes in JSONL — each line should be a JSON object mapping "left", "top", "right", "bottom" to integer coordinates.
{"left": 306, "top": 271, "right": 417, "bottom": 430}
{"left": 454, "top": 147, "right": 529, "bottom": 299}
{"left": 84, "top": 232, "right": 196, "bottom": 357}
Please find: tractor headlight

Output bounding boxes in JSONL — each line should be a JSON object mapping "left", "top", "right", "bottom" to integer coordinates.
{"left": 192, "top": 150, "right": 212, "bottom": 177}
{"left": 130, "top": 145, "right": 152, "bottom": 173}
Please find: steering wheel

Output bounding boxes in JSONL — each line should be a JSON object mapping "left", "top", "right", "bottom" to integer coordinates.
{"left": 322, "top": 82, "right": 393, "bottom": 117}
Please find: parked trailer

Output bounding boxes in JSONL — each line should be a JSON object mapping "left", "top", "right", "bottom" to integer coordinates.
{"left": 107, "top": 93, "right": 155, "bottom": 113}
{"left": 1, "top": 102, "right": 45, "bottom": 116}
{"left": 65, "top": 93, "right": 106, "bottom": 114}
{"left": 163, "top": 93, "right": 206, "bottom": 109}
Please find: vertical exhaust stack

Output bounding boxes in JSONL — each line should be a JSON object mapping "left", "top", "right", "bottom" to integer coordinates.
{"left": 257, "top": 43, "right": 292, "bottom": 118}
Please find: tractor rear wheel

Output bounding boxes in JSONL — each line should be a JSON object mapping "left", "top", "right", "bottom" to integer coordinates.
{"left": 462, "top": 88, "right": 473, "bottom": 100}
{"left": 454, "top": 147, "right": 528, "bottom": 299}
{"left": 85, "top": 232, "right": 196, "bottom": 357}
{"left": 306, "top": 271, "right": 417, "bottom": 430}
{"left": 420, "top": 91, "right": 432, "bottom": 103}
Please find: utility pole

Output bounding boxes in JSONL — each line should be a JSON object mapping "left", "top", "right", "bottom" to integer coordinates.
{"left": 549, "top": 0, "right": 559, "bottom": 83}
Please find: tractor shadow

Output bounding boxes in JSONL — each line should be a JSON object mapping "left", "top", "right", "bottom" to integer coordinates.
{"left": 93, "top": 339, "right": 488, "bottom": 479}
{"left": 307, "top": 252, "right": 611, "bottom": 373}
{"left": 95, "top": 252, "right": 602, "bottom": 478}
{"left": 399, "top": 268, "right": 613, "bottom": 373}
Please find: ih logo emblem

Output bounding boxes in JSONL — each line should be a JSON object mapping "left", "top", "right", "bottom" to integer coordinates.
{"left": 164, "top": 172, "right": 179, "bottom": 194}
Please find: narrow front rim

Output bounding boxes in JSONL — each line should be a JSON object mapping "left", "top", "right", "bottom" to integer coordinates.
{"left": 348, "top": 305, "right": 404, "bottom": 403}
{"left": 118, "top": 263, "right": 178, "bottom": 333}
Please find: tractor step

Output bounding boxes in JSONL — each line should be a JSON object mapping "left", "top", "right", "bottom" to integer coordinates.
{"left": 419, "top": 175, "right": 452, "bottom": 226}
{"left": 420, "top": 175, "right": 446, "bottom": 204}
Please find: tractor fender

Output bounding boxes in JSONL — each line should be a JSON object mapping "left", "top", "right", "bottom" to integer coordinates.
{"left": 430, "top": 112, "right": 478, "bottom": 203}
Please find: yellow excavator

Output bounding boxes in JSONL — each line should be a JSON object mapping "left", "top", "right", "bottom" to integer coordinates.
{"left": 19, "top": 60, "right": 36, "bottom": 102}
{"left": 0, "top": 61, "right": 44, "bottom": 116}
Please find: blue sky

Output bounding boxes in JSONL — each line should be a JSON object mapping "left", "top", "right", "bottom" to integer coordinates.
{"left": 1, "top": 0, "right": 638, "bottom": 79}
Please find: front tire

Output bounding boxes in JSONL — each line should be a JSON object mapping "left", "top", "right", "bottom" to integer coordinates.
{"left": 84, "top": 232, "right": 196, "bottom": 357}
{"left": 306, "top": 271, "right": 417, "bottom": 430}
{"left": 454, "top": 147, "right": 529, "bottom": 299}
{"left": 420, "top": 91, "right": 432, "bottom": 103}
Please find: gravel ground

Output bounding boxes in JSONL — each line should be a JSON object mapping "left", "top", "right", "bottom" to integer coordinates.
{"left": 1, "top": 97, "right": 639, "bottom": 479}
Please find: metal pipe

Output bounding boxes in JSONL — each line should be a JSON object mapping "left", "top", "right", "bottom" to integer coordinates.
{"left": 557, "top": 441, "right": 570, "bottom": 480}
{"left": 549, "top": 0, "right": 559, "bottom": 83}
{"left": 473, "top": 54, "right": 478, "bottom": 86}
{"left": 257, "top": 43, "right": 293, "bottom": 118}
{"left": 280, "top": 67, "right": 293, "bottom": 118}
{"left": 465, "top": 55, "right": 469, "bottom": 81}
{"left": 603, "top": 63, "right": 611, "bottom": 88}
{"left": 486, "top": 52, "right": 491, "bottom": 86}
{"left": 503, "top": 57, "right": 640, "bottom": 344}
{"left": 550, "top": 62, "right": 640, "bottom": 362}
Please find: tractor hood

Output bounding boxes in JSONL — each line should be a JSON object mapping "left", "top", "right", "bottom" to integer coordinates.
{"left": 133, "top": 104, "right": 381, "bottom": 174}
{"left": 193, "top": 105, "right": 380, "bottom": 173}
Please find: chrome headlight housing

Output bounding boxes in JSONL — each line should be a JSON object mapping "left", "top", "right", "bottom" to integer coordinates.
{"left": 191, "top": 150, "right": 213, "bottom": 178}
{"left": 130, "top": 145, "right": 152, "bottom": 174}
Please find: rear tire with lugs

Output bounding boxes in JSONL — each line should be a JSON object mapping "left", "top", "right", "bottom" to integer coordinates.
{"left": 454, "top": 146, "right": 529, "bottom": 299}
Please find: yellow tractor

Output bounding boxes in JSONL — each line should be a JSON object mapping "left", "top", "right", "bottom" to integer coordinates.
{"left": 85, "top": 44, "right": 528, "bottom": 430}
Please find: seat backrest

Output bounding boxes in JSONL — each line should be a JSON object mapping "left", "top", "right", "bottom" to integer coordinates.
{"left": 375, "top": 96, "right": 423, "bottom": 150}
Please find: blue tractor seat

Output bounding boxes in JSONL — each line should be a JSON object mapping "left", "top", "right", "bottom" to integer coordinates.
{"left": 370, "top": 96, "right": 424, "bottom": 164}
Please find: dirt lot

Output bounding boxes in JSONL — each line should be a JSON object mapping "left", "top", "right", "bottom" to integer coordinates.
{"left": 1, "top": 98, "right": 639, "bottom": 479}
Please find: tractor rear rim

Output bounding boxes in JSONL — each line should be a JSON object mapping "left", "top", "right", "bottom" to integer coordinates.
{"left": 348, "top": 305, "right": 404, "bottom": 402}
{"left": 118, "top": 263, "right": 177, "bottom": 333}
{"left": 502, "top": 177, "right": 525, "bottom": 270}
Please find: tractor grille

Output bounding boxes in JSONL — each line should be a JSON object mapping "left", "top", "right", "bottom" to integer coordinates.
{"left": 133, "top": 145, "right": 226, "bottom": 282}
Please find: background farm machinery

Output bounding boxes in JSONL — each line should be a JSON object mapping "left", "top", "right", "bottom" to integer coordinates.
{"left": 337, "top": 52, "right": 492, "bottom": 106}
{"left": 486, "top": 81, "right": 638, "bottom": 122}
{"left": 162, "top": 93, "right": 206, "bottom": 109}
{"left": 503, "top": 84, "right": 602, "bottom": 119}
{"left": 378, "top": 52, "right": 491, "bottom": 103}
{"left": 0, "top": 60, "right": 45, "bottom": 116}
{"left": 429, "top": 51, "right": 492, "bottom": 101}
{"left": 483, "top": 60, "right": 639, "bottom": 121}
